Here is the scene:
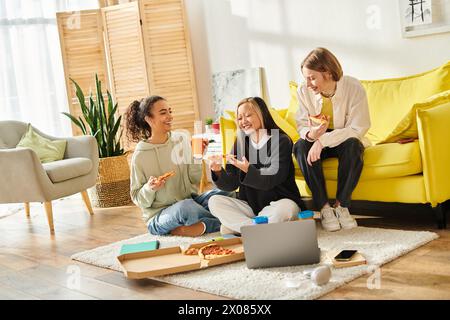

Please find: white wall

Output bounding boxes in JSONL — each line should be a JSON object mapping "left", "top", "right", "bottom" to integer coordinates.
{"left": 185, "top": 0, "right": 450, "bottom": 120}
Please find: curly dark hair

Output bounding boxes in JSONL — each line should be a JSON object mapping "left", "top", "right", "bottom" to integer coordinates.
{"left": 125, "top": 95, "right": 166, "bottom": 143}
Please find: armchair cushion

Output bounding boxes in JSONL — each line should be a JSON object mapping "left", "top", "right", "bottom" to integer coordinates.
{"left": 17, "top": 124, "right": 67, "bottom": 163}
{"left": 43, "top": 157, "right": 93, "bottom": 183}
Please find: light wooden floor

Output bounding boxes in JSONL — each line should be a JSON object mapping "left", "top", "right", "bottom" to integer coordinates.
{"left": 0, "top": 195, "right": 449, "bottom": 300}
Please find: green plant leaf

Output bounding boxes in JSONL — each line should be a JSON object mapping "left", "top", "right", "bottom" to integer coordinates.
{"left": 70, "top": 78, "right": 88, "bottom": 117}
{"left": 92, "top": 129, "right": 101, "bottom": 137}
{"left": 78, "top": 116, "right": 88, "bottom": 135}
{"left": 108, "top": 115, "right": 122, "bottom": 156}
{"left": 61, "top": 112, "right": 85, "bottom": 134}
{"left": 89, "top": 96, "right": 97, "bottom": 133}
{"left": 108, "top": 102, "right": 118, "bottom": 131}
{"left": 95, "top": 75, "right": 108, "bottom": 155}
{"left": 107, "top": 90, "right": 114, "bottom": 128}
{"left": 67, "top": 73, "right": 123, "bottom": 158}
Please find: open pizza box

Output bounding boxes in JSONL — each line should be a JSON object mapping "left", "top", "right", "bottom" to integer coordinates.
{"left": 117, "top": 237, "right": 245, "bottom": 279}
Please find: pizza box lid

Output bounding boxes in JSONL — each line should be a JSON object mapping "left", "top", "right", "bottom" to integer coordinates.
{"left": 116, "top": 237, "right": 244, "bottom": 279}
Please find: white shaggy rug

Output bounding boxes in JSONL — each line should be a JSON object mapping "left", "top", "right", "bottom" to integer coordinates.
{"left": 71, "top": 226, "right": 438, "bottom": 300}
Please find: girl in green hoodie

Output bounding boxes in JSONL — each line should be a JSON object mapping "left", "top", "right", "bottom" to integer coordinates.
{"left": 125, "top": 96, "right": 233, "bottom": 237}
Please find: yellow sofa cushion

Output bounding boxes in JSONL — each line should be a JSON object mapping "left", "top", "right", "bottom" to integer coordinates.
{"left": 224, "top": 109, "right": 236, "bottom": 120}
{"left": 360, "top": 61, "right": 450, "bottom": 145}
{"left": 296, "top": 175, "right": 428, "bottom": 204}
{"left": 276, "top": 108, "right": 288, "bottom": 119}
{"left": 268, "top": 108, "right": 300, "bottom": 142}
{"left": 381, "top": 90, "right": 450, "bottom": 143}
{"left": 285, "top": 81, "right": 299, "bottom": 128}
{"left": 220, "top": 116, "right": 237, "bottom": 155}
{"left": 294, "top": 140, "right": 422, "bottom": 181}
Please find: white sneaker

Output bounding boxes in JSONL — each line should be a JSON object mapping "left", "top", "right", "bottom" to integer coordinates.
{"left": 334, "top": 206, "right": 358, "bottom": 229}
{"left": 320, "top": 207, "right": 341, "bottom": 232}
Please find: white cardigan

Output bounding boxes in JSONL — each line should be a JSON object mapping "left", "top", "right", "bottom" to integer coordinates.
{"left": 295, "top": 75, "right": 371, "bottom": 148}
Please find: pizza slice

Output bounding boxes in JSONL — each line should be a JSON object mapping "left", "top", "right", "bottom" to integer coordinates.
{"left": 198, "top": 244, "right": 235, "bottom": 260}
{"left": 157, "top": 170, "right": 176, "bottom": 182}
{"left": 309, "top": 113, "right": 328, "bottom": 125}
{"left": 204, "top": 154, "right": 236, "bottom": 161}
{"left": 183, "top": 247, "right": 199, "bottom": 256}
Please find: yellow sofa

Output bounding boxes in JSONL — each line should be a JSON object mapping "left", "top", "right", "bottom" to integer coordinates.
{"left": 219, "top": 61, "right": 450, "bottom": 228}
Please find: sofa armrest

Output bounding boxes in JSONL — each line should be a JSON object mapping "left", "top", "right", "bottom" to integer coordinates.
{"left": 417, "top": 103, "right": 450, "bottom": 207}
{"left": 0, "top": 147, "right": 51, "bottom": 202}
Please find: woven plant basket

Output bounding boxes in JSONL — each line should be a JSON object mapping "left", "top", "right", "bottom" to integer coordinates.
{"left": 89, "top": 153, "right": 132, "bottom": 208}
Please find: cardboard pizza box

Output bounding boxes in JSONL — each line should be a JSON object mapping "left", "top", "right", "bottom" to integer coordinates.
{"left": 117, "top": 237, "right": 244, "bottom": 279}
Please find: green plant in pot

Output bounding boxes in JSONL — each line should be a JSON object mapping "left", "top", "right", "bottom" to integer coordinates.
{"left": 62, "top": 74, "right": 132, "bottom": 208}
{"left": 205, "top": 117, "right": 214, "bottom": 134}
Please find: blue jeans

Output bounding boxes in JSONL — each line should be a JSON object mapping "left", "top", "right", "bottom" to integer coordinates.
{"left": 148, "top": 189, "right": 235, "bottom": 235}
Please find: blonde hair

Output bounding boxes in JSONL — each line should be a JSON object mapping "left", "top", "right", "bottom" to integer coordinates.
{"left": 301, "top": 47, "right": 343, "bottom": 81}
{"left": 236, "top": 97, "right": 265, "bottom": 130}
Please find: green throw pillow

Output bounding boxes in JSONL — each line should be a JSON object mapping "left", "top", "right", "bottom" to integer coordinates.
{"left": 17, "top": 124, "right": 67, "bottom": 163}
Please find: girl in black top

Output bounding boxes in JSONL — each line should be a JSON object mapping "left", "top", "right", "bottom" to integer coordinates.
{"left": 208, "top": 97, "right": 305, "bottom": 234}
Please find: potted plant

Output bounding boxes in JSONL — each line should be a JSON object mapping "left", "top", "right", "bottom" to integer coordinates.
{"left": 62, "top": 74, "right": 132, "bottom": 208}
{"left": 205, "top": 117, "right": 214, "bottom": 134}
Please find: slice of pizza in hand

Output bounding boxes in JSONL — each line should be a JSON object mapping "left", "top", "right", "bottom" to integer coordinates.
{"left": 198, "top": 244, "right": 235, "bottom": 260}
{"left": 309, "top": 113, "right": 328, "bottom": 125}
{"left": 157, "top": 170, "right": 176, "bottom": 182}
{"left": 204, "top": 154, "right": 236, "bottom": 161}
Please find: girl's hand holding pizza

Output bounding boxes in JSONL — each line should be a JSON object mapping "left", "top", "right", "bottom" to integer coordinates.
{"left": 147, "top": 176, "right": 165, "bottom": 191}
{"left": 307, "top": 114, "right": 330, "bottom": 140}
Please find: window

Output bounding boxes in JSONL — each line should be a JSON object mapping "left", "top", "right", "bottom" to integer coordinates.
{"left": 0, "top": 0, "right": 98, "bottom": 136}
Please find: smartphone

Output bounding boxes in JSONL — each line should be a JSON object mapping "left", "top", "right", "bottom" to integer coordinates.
{"left": 334, "top": 250, "right": 357, "bottom": 261}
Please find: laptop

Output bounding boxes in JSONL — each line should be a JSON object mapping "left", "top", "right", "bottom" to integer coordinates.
{"left": 241, "top": 219, "right": 321, "bottom": 269}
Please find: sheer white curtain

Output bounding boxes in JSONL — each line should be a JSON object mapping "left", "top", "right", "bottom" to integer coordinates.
{"left": 0, "top": 0, "right": 98, "bottom": 137}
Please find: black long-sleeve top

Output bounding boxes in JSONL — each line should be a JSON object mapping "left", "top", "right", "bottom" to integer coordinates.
{"left": 212, "top": 132, "right": 305, "bottom": 215}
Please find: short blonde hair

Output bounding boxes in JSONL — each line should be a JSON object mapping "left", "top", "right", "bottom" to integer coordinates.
{"left": 301, "top": 47, "right": 343, "bottom": 81}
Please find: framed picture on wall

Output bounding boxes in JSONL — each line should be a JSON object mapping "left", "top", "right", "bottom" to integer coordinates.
{"left": 399, "top": 0, "right": 450, "bottom": 37}
{"left": 212, "top": 67, "right": 269, "bottom": 118}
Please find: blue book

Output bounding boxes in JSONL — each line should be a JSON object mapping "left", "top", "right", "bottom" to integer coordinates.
{"left": 119, "top": 240, "right": 160, "bottom": 255}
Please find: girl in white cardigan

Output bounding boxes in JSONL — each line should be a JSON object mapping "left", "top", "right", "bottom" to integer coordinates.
{"left": 293, "top": 47, "right": 371, "bottom": 232}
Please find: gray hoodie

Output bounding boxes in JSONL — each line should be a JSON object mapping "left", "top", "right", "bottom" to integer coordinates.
{"left": 130, "top": 131, "right": 202, "bottom": 225}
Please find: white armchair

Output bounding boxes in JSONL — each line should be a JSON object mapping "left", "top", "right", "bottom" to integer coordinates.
{"left": 0, "top": 120, "right": 99, "bottom": 234}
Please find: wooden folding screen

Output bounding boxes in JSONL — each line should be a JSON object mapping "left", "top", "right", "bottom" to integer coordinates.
{"left": 139, "top": 0, "right": 199, "bottom": 132}
{"left": 57, "top": 0, "right": 199, "bottom": 145}
{"left": 102, "top": 2, "right": 150, "bottom": 119}
{"left": 57, "top": 10, "right": 109, "bottom": 136}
